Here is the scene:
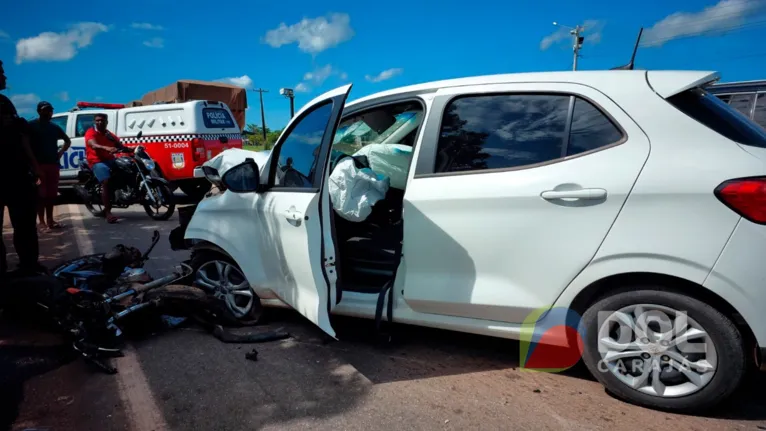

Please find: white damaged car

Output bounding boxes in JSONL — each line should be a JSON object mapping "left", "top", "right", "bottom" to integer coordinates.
{"left": 171, "top": 70, "right": 766, "bottom": 413}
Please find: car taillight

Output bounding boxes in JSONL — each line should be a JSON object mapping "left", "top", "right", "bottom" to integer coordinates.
{"left": 715, "top": 177, "right": 766, "bottom": 224}
{"left": 192, "top": 138, "right": 205, "bottom": 162}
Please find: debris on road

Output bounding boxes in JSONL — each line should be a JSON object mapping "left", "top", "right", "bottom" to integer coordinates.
{"left": 210, "top": 324, "right": 290, "bottom": 344}
{"left": 245, "top": 348, "right": 259, "bottom": 361}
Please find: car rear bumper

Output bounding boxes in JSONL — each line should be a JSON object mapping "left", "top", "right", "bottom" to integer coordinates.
{"left": 703, "top": 218, "right": 766, "bottom": 350}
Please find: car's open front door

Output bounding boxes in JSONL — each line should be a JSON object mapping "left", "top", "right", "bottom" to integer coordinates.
{"left": 256, "top": 84, "right": 352, "bottom": 338}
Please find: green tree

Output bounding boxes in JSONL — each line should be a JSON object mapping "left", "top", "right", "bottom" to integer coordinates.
{"left": 245, "top": 124, "right": 283, "bottom": 150}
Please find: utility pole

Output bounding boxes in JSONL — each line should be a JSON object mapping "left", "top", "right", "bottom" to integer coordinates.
{"left": 280, "top": 88, "right": 295, "bottom": 118}
{"left": 251, "top": 88, "right": 268, "bottom": 141}
{"left": 553, "top": 22, "right": 586, "bottom": 71}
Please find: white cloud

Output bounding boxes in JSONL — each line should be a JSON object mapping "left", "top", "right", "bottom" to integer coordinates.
{"left": 295, "top": 82, "right": 311, "bottom": 93}
{"left": 365, "top": 68, "right": 403, "bottom": 83}
{"left": 131, "top": 22, "right": 164, "bottom": 31}
{"left": 143, "top": 37, "right": 164, "bottom": 48}
{"left": 642, "top": 0, "right": 766, "bottom": 47}
{"left": 56, "top": 91, "right": 69, "bottom": 102}
{"left": 293, "top": 65, "right": 346, "bottom": 93}
{"left": 540, "top": 20, "right": 604, "bottom": 51}
{"left": 11, "top": 93, "right": 40, "bottom": 114}
{"left": 303, "top": 65, "right": 336, "bottom": 85}
{"left": 15, "top": 22, "right": 108, "bottom": 64}
{"left": 216, "top": 74, "right": 254, "bottom": 89}
{"left": 262, "top": 13, "right": 354, "bottom": 54}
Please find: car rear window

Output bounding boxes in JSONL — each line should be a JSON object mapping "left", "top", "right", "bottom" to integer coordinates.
{"left": 667, "top": 87, "right": 766, "bottom": 149}
{"left": 202, "top": 108, "right": 235, "bottom": 129}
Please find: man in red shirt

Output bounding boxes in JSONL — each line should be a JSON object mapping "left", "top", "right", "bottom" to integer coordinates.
{"left": 85, "top": 113, "right": 133, "bottom": 223}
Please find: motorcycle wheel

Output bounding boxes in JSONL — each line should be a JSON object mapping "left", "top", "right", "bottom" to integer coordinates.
{"left": 143, "top": 182, "right": 176, "bottom": 221}
{"left": 75, "top": 183, "right": 105, "bottom": 218}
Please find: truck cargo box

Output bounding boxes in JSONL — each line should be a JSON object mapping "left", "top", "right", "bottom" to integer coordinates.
{"left": 139, "top": 80, "right": 248, "bottom": 130}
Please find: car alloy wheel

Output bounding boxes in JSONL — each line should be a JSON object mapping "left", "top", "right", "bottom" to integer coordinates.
{"left": 596, "top": 303, "right": 717, "bottom": 398}
{"left": 195, "top": 260, "right": 255, "bottom": 319}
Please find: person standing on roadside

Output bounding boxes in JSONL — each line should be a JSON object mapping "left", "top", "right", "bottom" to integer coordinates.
{"left": 0, "top": 59, "right": 45, "bottom": 279}
{"left": 29, "top": 101, "right": 71, "bottom": 231}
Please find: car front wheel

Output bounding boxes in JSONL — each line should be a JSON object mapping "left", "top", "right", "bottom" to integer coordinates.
{"left": 580, "top": 287, "right": 747, "bottom": 413}
{"left": 189, "top": 250, "right": 262, "bottom": 326}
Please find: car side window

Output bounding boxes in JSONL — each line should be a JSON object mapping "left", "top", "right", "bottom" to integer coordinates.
{"left": 434, "top": 94, "right": 570, "bottom": 173}
{"left": 270, "top": 102, "right": 333, "bottom": 189}
{"left": 51, "top": 116, "right": 69, "bottom": 135}
{"left": 75, "top": 114, "right": 96, "bottom": 137}
{"left": 567, "top": 97, "right": 623, "bottom": 156}
{"left": 433, "top": 93, "right": 625, "bottom": 174}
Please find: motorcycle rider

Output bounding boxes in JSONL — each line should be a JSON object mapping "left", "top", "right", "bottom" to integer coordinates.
{"left": 0, "top": 59, "right": 45, "bottom": 279}
{"left": 84, "top": 113, "right": 133, "bottom": 224}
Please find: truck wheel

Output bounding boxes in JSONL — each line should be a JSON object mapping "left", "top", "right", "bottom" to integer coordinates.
{"left": 579, "top": 287, "right": 747, "bottom": 413}
{"left": 189, "top": 250, "right": 262, "bottom": 326}
{"left": 179, "top": 181, "right": 212, "bottom": 201}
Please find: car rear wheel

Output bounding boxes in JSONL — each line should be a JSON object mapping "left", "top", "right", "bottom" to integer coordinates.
{"left": 580, "top": 287, "right": 747, "bottom": 413}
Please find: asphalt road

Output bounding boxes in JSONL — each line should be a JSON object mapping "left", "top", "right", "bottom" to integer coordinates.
{"left": 3, "top": 196, "right": 766, "bottom": 431}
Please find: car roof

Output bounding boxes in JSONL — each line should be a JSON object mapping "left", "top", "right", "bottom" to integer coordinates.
{"left": 343, "top": 70, "right": 720, "bottom": 108}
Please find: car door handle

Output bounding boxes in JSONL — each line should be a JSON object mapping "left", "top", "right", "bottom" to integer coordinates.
{"left": 284, "top": 209, "right": 302, "bottom": 221}
{"left": 541, "top": 188, "right": 607, "bottom": 200}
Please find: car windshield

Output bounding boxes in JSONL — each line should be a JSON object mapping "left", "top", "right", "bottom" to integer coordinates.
{"left": 333, "top": 110, "right": 422, "bottom": 154}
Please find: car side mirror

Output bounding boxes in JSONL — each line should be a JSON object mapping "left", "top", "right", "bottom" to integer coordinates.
{"left": 221, "top": 158, "right": 260, "bottom": 193}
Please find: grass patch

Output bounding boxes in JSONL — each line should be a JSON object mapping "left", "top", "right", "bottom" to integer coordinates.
{"left": 242, "top": 144, "right": 266, "bottom": 152}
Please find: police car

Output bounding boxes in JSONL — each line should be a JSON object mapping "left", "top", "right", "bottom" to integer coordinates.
{"left": 53, "top": 100, "right": 243, "bottom": 200}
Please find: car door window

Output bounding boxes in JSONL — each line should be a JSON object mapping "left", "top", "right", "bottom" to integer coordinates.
{"left": 567, "top": 97, "right": 624, "bottom": 156}
{"left": 75, "top": 114, "right": 96, "bottom": 137}
{"left": 434, "top": 94, "right": 570, "bottom": 173}
{"left": 728, "top": 94, "right": 755, "bottom": 119}
{"left": 51, "top": 116, "right": 69, "bottom": 134}
{"left": 270, "top": 102, "right": 333, "bottom": 189}
{"left": 433, "top": 93, "right": 626, "bottom": 174}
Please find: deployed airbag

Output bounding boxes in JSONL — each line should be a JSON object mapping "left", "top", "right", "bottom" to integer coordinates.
{"left": 352, "top": 143, "right": 412, "bottom": 190}
{"left": 328, "top": 157, "right": 390, "bottom": 222}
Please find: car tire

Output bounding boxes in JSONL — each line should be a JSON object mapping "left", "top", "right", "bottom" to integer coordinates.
{"left": 579, "top": 287, "right": 746, "bottom": 414}
{"left": 189, "top": 250, "right": 262, "bottom": 327}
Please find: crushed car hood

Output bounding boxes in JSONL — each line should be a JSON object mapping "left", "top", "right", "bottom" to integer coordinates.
{"left": 198, "top": 148, "right": 272, "bottom": 177}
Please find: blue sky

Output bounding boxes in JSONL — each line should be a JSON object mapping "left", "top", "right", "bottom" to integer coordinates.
{"left": 2, "top": 0, "right": 766, "bottom": 130}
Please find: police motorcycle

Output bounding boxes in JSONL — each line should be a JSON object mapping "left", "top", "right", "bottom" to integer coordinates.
{"left": 73, "top": 131, "right": 176, "bottom": 221}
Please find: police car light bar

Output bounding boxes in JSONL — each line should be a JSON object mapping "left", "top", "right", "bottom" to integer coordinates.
{"left": 76, "top": 101, "right": 126, "bottom": 109}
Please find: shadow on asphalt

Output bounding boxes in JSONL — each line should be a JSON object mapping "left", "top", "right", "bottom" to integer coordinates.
{"left": 5, "top": 193, "right": 766, "bottom": 427}
{"left": 0, "top": 343, "right": 77, "bottom": 431}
